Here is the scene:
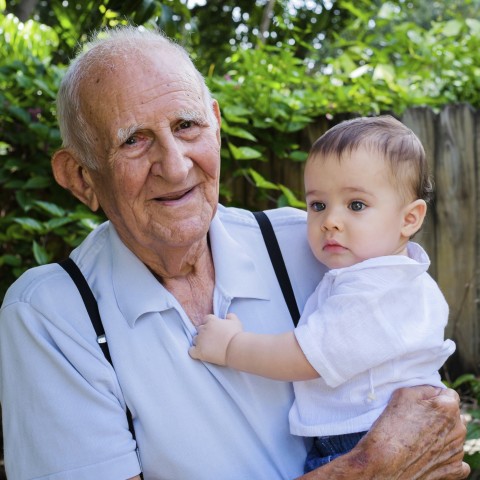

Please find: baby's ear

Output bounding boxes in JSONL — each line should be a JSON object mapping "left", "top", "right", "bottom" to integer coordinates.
{"left": 51, "top": 149, "right": 100, "bottom": 212}
{"left": 401, "top": 199, "right": 427, "bottom": 238}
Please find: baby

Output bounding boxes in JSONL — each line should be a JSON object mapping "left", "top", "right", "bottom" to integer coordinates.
{"left": 189, "top": 115, "right": 455, "bottom": 472}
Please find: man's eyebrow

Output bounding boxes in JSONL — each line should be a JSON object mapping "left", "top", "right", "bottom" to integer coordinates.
{"left": 117, "top": 124, "right": 144, "bottom": 144}
{"left": 116, "top": 110, "right": 207, "bottom": 143}
{"left": 177, "top": 109, "right": 206, "bottom": 124}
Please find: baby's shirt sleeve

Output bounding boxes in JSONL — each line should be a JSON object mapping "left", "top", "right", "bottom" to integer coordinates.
{"left": 294, "top": 259, "right": 454, "bottom": 388}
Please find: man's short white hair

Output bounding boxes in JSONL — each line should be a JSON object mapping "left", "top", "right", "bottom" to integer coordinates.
{"left": 56, "top": 26, "right": 215, "bottom": 170}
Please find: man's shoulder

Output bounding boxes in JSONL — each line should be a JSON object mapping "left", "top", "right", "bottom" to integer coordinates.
{"left": 1, "top": 263, "right": 65, "bottom": 310}
{"left": 1, "top": 221, "right": 110, "bottom": 313}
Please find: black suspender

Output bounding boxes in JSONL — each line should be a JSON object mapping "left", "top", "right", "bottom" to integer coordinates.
{"left": 253, "top": 211, "right": 301, "bottom": 326}
{"left": 58, "top": 257, "right": 142, "bottom": 479}
{"left": 58, "top": 258, "right": 111, "bottom": 362}
{"left": 57, "top": 210, "right": 297, "bottom": 479}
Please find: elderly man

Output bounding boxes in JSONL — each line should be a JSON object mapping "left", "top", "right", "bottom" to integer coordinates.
{"left": 0, "top": 27, "right": 468, "bottom": 480}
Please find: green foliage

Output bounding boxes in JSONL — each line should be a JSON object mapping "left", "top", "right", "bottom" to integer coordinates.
{"left": 207, "top": 4, "right": 480, "bottom": 209}
{"left": 0, "top": 11, "right": 103, "bottom": 298}
{"left": 208, "top": 43, "right": 316, "bottom": 208}
{"left": 1, "top": 0, "right": 480, "bottom": 303}
{"left": 313, "top": 1, "right": 480, "bottom": 113}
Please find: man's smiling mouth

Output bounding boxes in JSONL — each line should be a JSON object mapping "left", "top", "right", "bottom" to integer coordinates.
{"left": 155, "top": 187, "right": 195, "bottom": 202}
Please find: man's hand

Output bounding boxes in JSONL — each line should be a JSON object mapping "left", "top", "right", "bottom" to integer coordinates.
{"left": 353, "top": 386, "right": 469, "bottom": 480}
{"left": 300, "top": 386, "right": 469, "bottom": 480}
{"left": 189, "top": 313, "right": 243, "bottom": 366}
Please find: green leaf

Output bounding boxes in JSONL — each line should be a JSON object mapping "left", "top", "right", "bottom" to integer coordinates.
{"left": 378, "top": 3, "right": 397, "bottom": 20}
{"left": 289, "top": 151, "right": 308, "bottom": 162}
{"left": 221, "top": 124, "right": 257, "bottom": 141}
{"left": 45, "top": 217, "right": 73, "bottom": 229}
{"left": 23, "top": 177, "right": 52, "bottom": 189}
{"left": 350, "top": 65, "right": 371, "bottom": 79}
{"left": 373, "top": 64, "right": 395, "bottom": 84}
{"left": 449, "top": 373, "right": 477, "bottom": 389}
{"left": 222, "top": 105, "right": 251, "bottom": 124}
{"left": 33, "top": 79, "right": 57, "bottom": 99}
{"left": 228, "top": 144, "right": 263, "bottom": 161}
{"left": 79, "top": 218, "right": 101, "bottom": 230}
{"left": 442, "top": 20, "right": 463, "bottom": 37}
{"left": 248, "top": 169, "right": 279, "bottom": 190}
{"left": 32, "top": 241, "right": 50, "bottom": 265}
{"left": 278, "top": 185, "right": 306, "bottom": 208}
{"left": 7, "top": 106, "right": 30, "bottom": 124}
{"left": 0, "top": 255, "right": 21, "bottom": 267}
{"left": 13, "top": 217, "right": 44, "bottom": 232}
{"left": 466, "top": 19, "right": 480, "bottom": 35}
{"left": 34, "top": 201, "right": 66, "bottom": 217}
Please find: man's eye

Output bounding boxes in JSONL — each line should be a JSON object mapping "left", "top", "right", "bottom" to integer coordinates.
{"left": 124, "top": 136, "right": 137, "bottom": 146}
{"left": 179, "top": 120, "right": 193, "bottom": 130}
{"left": 310, "top": 202, "right": 325, "bottom": 212}
{"left": 349, "top": 201, "right": 366, "bottom": 211}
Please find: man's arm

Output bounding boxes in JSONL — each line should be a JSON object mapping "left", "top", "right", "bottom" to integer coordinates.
{"left": 189, "top": 313, "right": 319, "bottom": 380}
{"left": 298, "top": 387, "right": 469, "bottom": 480}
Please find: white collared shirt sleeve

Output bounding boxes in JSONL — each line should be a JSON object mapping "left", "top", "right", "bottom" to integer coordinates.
{"left": 0, "top": 266, "right": 141, "bottom": 480}
{"left": 294, "top": 244, "right": 454, "bottom": 388}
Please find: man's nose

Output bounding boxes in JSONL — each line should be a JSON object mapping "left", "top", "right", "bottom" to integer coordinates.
{"left": 150, "top": 138, "right": 192, "bottom": 182}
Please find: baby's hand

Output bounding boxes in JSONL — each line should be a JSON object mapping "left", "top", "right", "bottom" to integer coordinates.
{"left": 189, "top": 313, "right": 243, "bottom": 366}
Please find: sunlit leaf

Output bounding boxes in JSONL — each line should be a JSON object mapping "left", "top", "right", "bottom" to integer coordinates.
{"left": 228, "top": 143, "right": 263, "bottom": 161}
{"left": 248, "top": 169, "right": 279, "bottom": 190}
{"left": 349, "top": 65, "right": 371, "bottom": 79}
{"left": 442, "top": 20, "right": 463, "bottom": 37}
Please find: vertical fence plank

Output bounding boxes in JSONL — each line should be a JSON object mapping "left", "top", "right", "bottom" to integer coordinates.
{"left": 435, "top": 104, "right": 478, "bottom": 372}
{"left": 401, "top": 108, "right": 438, "bottom": 278}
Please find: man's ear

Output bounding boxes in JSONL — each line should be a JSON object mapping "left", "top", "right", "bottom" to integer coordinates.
{"left": 51, "top": 149, "right": 100, "bottom": 211}
{"left": 401, "top": 199, "right": 427, "bottom": 238}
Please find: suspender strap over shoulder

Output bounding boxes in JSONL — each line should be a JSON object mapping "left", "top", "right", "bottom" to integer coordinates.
{"left": 58, "top": 258, "right": 112, "bottom": 363}
{"left": 58, "top": 258, "right": 142, "bottom": 478}
{"left": 253, "top": 211, "right": 301, "bottom": 326}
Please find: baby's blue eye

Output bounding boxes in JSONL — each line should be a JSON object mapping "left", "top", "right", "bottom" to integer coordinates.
{"left": 311, "top": 202, "right": 326, "bottom": 212}
{"left": 350, "top": 201, "right": 366, "bottom": 211}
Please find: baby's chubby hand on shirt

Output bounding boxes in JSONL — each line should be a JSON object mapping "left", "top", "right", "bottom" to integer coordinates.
{"left": 189, "top": 313, "right": 243, "bottom": 366}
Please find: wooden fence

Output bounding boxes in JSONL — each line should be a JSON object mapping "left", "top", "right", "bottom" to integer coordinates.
{"left": 230, "top": 104, "right": 480, "bottom": 375}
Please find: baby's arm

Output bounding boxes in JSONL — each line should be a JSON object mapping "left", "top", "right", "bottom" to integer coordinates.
{"left": 189, "top": 313, "right": 318, "bottom": 381}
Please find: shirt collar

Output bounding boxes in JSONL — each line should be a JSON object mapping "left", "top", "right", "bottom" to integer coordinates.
{"left": 110, "top": 212, "right": 270, "bottom": 328}
{"left": 209, "top": 212, "right": 270, "bottom": 301}
{"left": 110, "top": 224, "right": 175, "bottom": 328}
